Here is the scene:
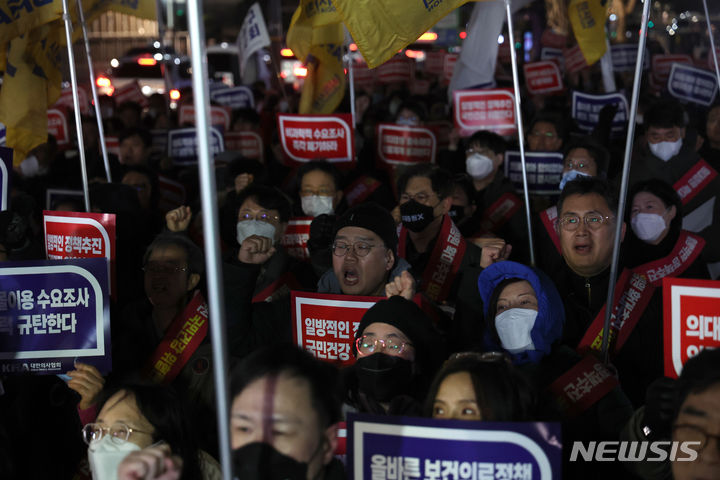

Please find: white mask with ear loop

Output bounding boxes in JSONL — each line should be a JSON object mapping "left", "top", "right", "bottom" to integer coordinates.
{"left": 495, "top": 308, "right": 537, "bottom": 353}
{"left": 631, "top": 212, "right": 667, "bottom": 242}
{"left": 466, "top": 153, "right": 494, "bottom": 180}
{"left": 649, "top": 139, "right": 682, "bottom": 162}
{"left": 88, "top": 435, "right": 141, "bottom": 480}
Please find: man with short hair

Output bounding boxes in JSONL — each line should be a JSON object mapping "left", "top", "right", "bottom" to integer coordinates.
{"left": 527, "top": 112, "right": 566, "bottom": 152}
{"left": 118, "top": 127, "right": 153, "bottom": 167}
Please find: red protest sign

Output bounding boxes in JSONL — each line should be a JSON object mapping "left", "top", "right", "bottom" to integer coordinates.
{"left": 105, "top": 136, "right": 119, "bottom": 156}
{"left": 541, "top": 29, "right": 568, "bottom": 49}
{"left": 524, "top": 61, "right": 564, "bottom": 95}
{"left": 54, "top": 87, "right": 90, "bottom": 115}
{"left": 179, "top": 105, "right": 231, "bottom": 131}
{"left": 453, "top": 89, "right": 516, "bottom": 137}
{"left": 563, "top": 45, "right": 588, "bottom": 74}
{"left": 664, "top": 277, "right": 720, "bottom": 378}
{"left": 47, "top": 109, "right": 69, "bottom": 148}
{"left": 292, "top": 291, "right": 383, "bottom": 366}
{"left": 376, "top": 123, "right": 437, "bottom": 166}
{"left": 224, "top": 131, "right": 264, "bottom": 162}
{"left": 377, "top": 56, "right": 414, "bottom": 84}
{"left": 443, "top": 53, "right": 458, "bottom": 83}
{"left": 352, "top": 61, "right": 376, "bottom": 89}
{"left": 277, "top": 114, "right": 354, "bottom": 164}
{"left": 281, "top": 217, "right": 313, "bottom": 261}
{"left": 112, "top": 81, "right": 149, "bottom": 108}
{"left": 651, "top": 54, "right": 693, "bottom": 89}
{"left": 43, "top": 210, "right": 117, "bottom": 294}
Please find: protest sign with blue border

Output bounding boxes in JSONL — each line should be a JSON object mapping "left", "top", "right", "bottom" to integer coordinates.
{"left": 0, "top": 258, "right": 111, "bottom": 375}
{"left": 504, "top": 151, "right": 564, "bottom": 195}
{"left": 168, "top": 127, "right": 225, "bottom": 165}
{"left": 348, "top": 413, "right": 562, "bottom": 480}
{"left": 210, "top": 86, "right": 255, "bottom": 109}
{"left": 667, "top": 63, "right": 719, "bottom": 107}
{"left": 0, "top": 146, "right": 12, "bottom": 211}
{"left": 571, "top": 91, "right": 629, "bottom": 138}
{"left": 610, "top": 44, "right": 650, "bottom": 72}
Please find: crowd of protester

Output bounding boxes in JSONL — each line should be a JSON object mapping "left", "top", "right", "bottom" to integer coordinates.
{"left": 1, "top": 37, "right": 720, "bottom": 480}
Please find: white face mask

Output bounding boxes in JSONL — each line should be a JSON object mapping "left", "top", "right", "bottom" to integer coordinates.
{"left": 559, "top": 169, "right": 591, "bottom": 190}
{"left": 649, "top": 139, "right": 682, "bottom": 162}
{"left": 88, "top": 435, "right": 140, "bottom": 480}
{"left": 301, "top": 195, "right": 334, "bottom": 217}
{"left": 631, "top": 212, "right": 667, "bottom": 242}
{"left": 236, "top": 220, "right": 277, "bottom": 246}
{"left": 495, "top": 308, "right": 537, "bottom": 353}
{"left": 466, "top": 153, "right": 494, "bottom": 180}
{"left": 396, "top": 117, "right": 419, "bottom": 126}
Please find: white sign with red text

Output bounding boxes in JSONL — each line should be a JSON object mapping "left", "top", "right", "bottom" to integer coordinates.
{"left": 47, "top": 109, "right": 69, "bottom": 147}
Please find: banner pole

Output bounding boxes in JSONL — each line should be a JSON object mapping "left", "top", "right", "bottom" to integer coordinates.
{"left": 703, "top": 0, "right": 720, "bottom": 92}
{"left": 601, "top": 0, "right": 652, "bottom": 364}
{"left": 504, "top": 0, "right": 535, "bottom": 266}
{"left": 61, "top": 0, "right": 91, "bottom": 212}
{"left": 186, "top": 0, "right": 232, "bottom": 477}
{"left": 75, "top": 0, "right": 112, "bottom": 183}
{"left": 348, "top": 47, "right": 356, "bottom": 130}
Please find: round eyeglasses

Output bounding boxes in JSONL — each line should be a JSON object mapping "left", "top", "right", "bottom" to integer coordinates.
{"left": 82, "top": 422, "right": 153, "bottom": 445}
{"left": 239, "top": 212, "right": 279, "bottom": 223}
{"left": 673, "top": 424, "right": 720, "bottom": 453}
{"left": 355, "top": 336, "right": 413, "bottom": 356}
{"left": 558, "top": 213, "right": 614, "bottom": 231}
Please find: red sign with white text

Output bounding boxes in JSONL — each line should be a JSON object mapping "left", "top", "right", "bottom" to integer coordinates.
{"left": 292, "top": 291, "right": 383, "bottom": 367}
{"left": 281, "top": 217, "right": 313, "bottom": 261}
{"left": 43, "top": 210, "right": 117, "bottom": 295}
{"left": 179, "top": 105, "right": 231, "bottom": 131}
{"left": 112, "top": 81, "right": 149, "bottom": 108}
{"left": 443, "top": 53, "right": 458, "bottom": 83}
{"left": 277, "top": 114, "right": 354, "bottom": 164}
{"left": 524, "top": 61, "right": 564, "bottom": 95}
{"left": 105, "top": 136, "right": 119, "bottom": 156}
{"left": 224, "top": 131, "right": 264, "bottom": 161}
{"left": 663, "top": 277, "right": 720, "bottom": 378}
{"left": 47, "top": 109, "right": 69, "bottom": 147}
{"left": 352, "top": 62, "right": 376, "bottom": 89}
{"left": 541, "top": 29, "right": 567, "bottom": 49}
{"left": 453, "top": 89, "right": 516, "bottom": 137}
{"left": 377, "top": 123, "right": 436, "bottom": 166}
{"left": 563, "top": 45, "right": 588, "bottom": 74}
{"left": 377, "top": 56, "right": 414, "bottom": 84}
{"left": 54, "top": 87, "right": 90, "bottom": 115}
{"left": 425, "top": 50, "right": 446, "bottom": 75}
{"left": 651, "top": 54, "right": 693, "bottom": 89}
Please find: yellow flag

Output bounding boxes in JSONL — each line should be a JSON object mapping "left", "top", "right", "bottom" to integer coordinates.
{"left": 0, "top": 34, "right": 51, "bottom": 164}
{"left": 332, "top": 0, "right": 472, "bottom": 69}
{"left": 568, "top": 0, "right": 608, "bottom": 66}
{"left": 27, "top": 21, "right": 64, "bottom": 105}
{"left": 287, "top": 2, "right": 344, "bottom": 63}
{"left": 299, "top": 36, "right": 346, "bottom": 114}
{"left": 0, "top": 0, "right": 63, "bottom": 47}
{"left": 301, "top": 0, "right": 341, "bottom": 27}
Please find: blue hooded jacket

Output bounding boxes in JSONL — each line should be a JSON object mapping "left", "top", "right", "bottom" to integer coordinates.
{"left": 477, "top": 261, "right": 565, "bottom": 365}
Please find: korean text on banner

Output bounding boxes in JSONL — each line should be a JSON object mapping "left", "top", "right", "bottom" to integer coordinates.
{"left": 47, "top": 108, "right": 69, "bottom": 148}
{"left": 376, "top": 124, "right": 437, "bottom": 166}
{"left": 347, "top": 413, "right": 562, "bottom": 480}
{"left": 238, "top": 2, "right": 270, "bottom": 77}
{"left": 281, "top": 218, "right": 313, "bottom": 261}
{"left": 663, "top": 277, "right": 720, "bottom": 379}
{"left": 523, "top": 61, "right": 564, "bottom": 95}
{"left": 0, "top": 258, "right": 111, "bottom": 375}
{"left": 292, "top": 291, "right": 384, "bottom": 367}
{"left": 277, "top": 114, "right": 354, "bottom": 164}
{"left": 610, "top": 44, "right": 650, "bottom": 72}
{"left": 224, "top": 131, "right": 264, "bottom": 162}
{"left": 504, "top": 151, "right": 564, "bottom": 195}
{"left": 0, "top": 146, "right": 11, "bottom": 211}
{"left": 453, "top": 89, "right": 516, "bottom": 137}
{"left": 168, "top": 127, "right": 225, "bottom": 165}
{"left": 667, "top": 63, "right": 719, "bottom": 107}
{"left": 571, "top": 91, "right": 629, "bottom": 138}
{"left": 332, "top": 0, "right": 472, "bottom": 69}
{"left": 210, "top": 86, "right": 255, "bottom": 109}
{"left": 651, "top": 54, "right": 693, "bottom": 89}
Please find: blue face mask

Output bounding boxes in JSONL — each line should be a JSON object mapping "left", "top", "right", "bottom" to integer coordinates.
{"left": 559, "top": 170, "right": 591, "bottom": 190}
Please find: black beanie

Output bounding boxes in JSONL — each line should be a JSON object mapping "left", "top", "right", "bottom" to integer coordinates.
{"left": 332, "top": 202, "right": 398, "bottom": 254}
{"left": 354, "top": 296, "right": 436, "bottom": 372}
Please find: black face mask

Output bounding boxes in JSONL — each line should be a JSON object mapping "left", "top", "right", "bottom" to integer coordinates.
{"left": 400, "top": 200, "right": 435, "bottom": 232}
{"left": 355, "top": 353, "right": 414, "bottom": 402}
{"left": 233, "top": 442, "right": 309, "bottom": 480}
{"left": 448, "top": 205, "right": 466, "bottom": 223}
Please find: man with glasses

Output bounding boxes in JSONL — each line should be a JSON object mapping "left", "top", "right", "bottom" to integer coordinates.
{"left": 526, "top": 112, "right": 566, "bottom": 153}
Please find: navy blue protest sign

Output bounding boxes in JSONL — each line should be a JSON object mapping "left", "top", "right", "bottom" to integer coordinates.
{"left": 667, "top": 63, "right": 719, "bottom": 107}
{"left": 348, "top": 414, "right": 562, "bottom": 480}
{"left": 210, "top": 86, "right": 255, "bottom": 109}
{"left": 610, "top": 44, "right": 650, "bottom": 72}
{"left": 168, "top": 127, "right": 225, "bottom": 165}
{"left": 0, "top": 258, "right": 111, "bottom": 375}
{"left": 0, "top": 146, "right": 12, "bottom": 211}
{"left": 504, "top": 151, "right": 564, "bottom": 195}
{"left": 571, "top": 91, "right": 629, "bottom": 138}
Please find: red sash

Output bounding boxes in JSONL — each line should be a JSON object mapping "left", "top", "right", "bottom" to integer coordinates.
{"left": 673, "top": 159, "right": 718, "bottom": 206}
{"left": 577, "top": 269, "right": 656, "bottom": 357}
{"left": 476, "top": 192, "right": 522, "bottom": 235}
{"left": 252, "top": 272, "right": 302, "bottom": 303}
{"left": 144, "top": 291, "right": 209, "bottom": 384}
{"left": 344, "top": 175, "right": 381, "bottom": 207}
{"left": 398, "top": 215, "right": 467, "bottom": 303}
{"left": 633, "top": 231, "right": 705, "bottom": 286}
{"left": 539, "top": 205, "right": 561, "bottom": 253}
{"left": 548, "top": 354, "right": 620, "bottom": 417}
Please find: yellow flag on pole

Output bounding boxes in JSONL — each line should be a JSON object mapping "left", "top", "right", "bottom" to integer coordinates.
{"left": 568, "top": 0, "right": 608, "bottom": 66}
{"left": 332, "top": 0, "right": 472, "bottom": 68}
{"left": 0, "top": 0, "right": 63, "bottom": 47}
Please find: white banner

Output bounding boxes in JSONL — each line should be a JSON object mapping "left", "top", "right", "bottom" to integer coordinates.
{"left": 237, "top": 2, "right": 271, "bottom": 77}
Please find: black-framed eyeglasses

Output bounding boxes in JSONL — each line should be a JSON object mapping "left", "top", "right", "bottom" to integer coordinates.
{"left": 673, "top": 424, "right": 720, "bottom": 452}
{"left": 142, "top": 263, "right": 188, "bottom": 274}
{"left": 238, "top": 212, "right": 279, "bottom": 223}
{"left": 82, "top": 422, "right": 153, "bottom": 445}
{"left": 332, "top": 241, "right": 377, "bottom": 258}
{"left": 399, "top": 192, "right": 437, "bottom": 204}
{"left": 355, "top": 336, "right": 413, "bottom": 356}
{"left": 558, "top": 213, "right": 614, "bottom": 231}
